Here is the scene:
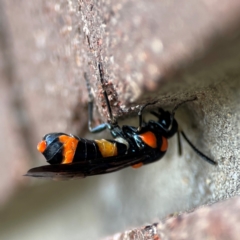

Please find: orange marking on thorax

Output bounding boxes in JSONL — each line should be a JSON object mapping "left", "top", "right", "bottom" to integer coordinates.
{"left": 95, "top": 139, "right": 118, "bottom": 157}
{"left": 37, "top": 140, "right": 47, "bottom": 153}
{"left": 160, "top": 136, "right": 168, "bottom": 152}
{"left": 131, "top": 162, "right": 143, "bottom": 169}
{"left": 139, "top": 131, "right": 157, "bottom": 148}
{"left": 59, "top": 135, "right": 79, "bottom": 164}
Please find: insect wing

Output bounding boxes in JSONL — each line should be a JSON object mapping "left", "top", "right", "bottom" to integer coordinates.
{"left": 88, "top": 155, "right": 148, "bottom": 176}
{"left": 25, "top": 163, "right": 87, "bottom": 180}
{"left": 25, "top": 154, "right": 149, "bottom": 180}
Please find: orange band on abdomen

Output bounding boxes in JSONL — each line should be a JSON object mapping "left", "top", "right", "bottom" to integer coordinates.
{"left": 37, "top": 140, "right": 47, "bottom": 153}
{"left": 95, "top": 139, "right": 118, "bottom": 158}
{"left": 160, "top": 136, "right": 168, "bottom": 152}
{"left": 59, "top": 135, "right": 79, "bottom": 164}
{"left": 139, "top": 131, "right": 157, "bottom": 148}
{"left": 131, "top": 162, "right": 143, "bottom": 169}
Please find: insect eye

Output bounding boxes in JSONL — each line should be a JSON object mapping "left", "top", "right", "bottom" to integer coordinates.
{"left": 161, "top": 119, "right": 167, "bottom": 126}
{"left": 159, "top": 113, "right": 172, "bottom": 130}
{"left": 160, "top": 119, "right": 169, "bottom": 129}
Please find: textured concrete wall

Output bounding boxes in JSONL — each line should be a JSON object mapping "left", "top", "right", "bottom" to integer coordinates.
{"left": 0, "top": 0, "right": 240, "bottom": 239}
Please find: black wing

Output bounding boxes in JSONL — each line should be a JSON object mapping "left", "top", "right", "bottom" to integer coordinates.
{"left": 25, "top": 154, "right": 150, "bottom": 180}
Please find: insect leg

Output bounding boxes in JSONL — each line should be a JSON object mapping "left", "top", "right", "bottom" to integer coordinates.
{"left": 177, "top": 130, "right": 182, "bottom": 156}
{"left": 180, "top": 130, "right": 217, "bottom": 165}
{"left": 98, "top": 62, "right": 117, "bottom": 125}
{"left": 84, "top": 72, "right": 109, "bottom": 133}
{"left": 137, "top": 101, "right": 158, "bottom": 132}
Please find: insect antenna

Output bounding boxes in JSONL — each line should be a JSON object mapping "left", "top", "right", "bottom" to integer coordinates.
{"left": 171, "top": 96, "right": 197, "bottom": 117}
{"left": 171, "top": 97, "right": 217, "bottom": 165}
{"left": 180, "top": 131, "right": 217, "bottom": 165}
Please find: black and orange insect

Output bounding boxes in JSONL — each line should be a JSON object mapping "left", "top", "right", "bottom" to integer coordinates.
{"left": 25, "top": 63, "right": 217, "bottom": 179}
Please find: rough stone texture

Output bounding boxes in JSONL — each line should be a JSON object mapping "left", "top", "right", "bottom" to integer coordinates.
{"left": 0, "top": 0, "right": 240, "bottom": 239}
{"left": 104, "top": 196, "right": 240, "bottom": 240}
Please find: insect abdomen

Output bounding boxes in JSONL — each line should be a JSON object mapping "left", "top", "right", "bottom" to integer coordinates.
{"left": 74, "top": 138, "right": 128, "bottom": 162}
{"left": 37, "top": 133, "right": 128, "bottom": 165}
{"left": 138, "top": 131, "right": 168, "bottom": 153}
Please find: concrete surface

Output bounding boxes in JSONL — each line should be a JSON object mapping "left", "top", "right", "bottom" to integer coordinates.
{"left": 0, "top": 0, "right": 240, "bottom": 239}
